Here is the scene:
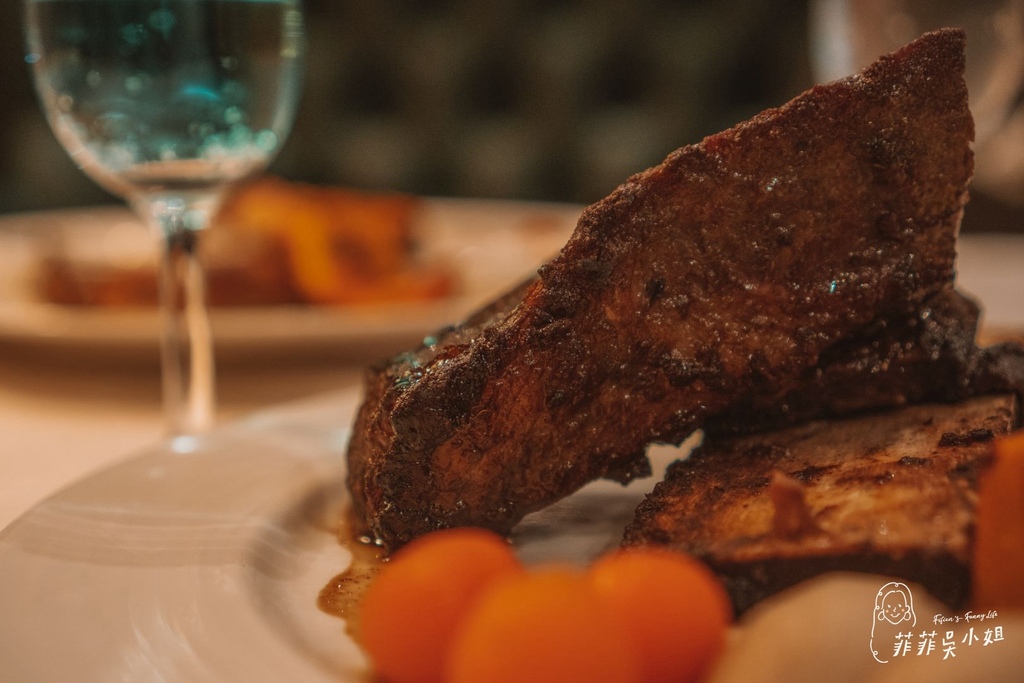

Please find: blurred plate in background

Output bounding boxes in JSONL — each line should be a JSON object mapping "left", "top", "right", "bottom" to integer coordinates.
{"left": 0, "top": 198, "right": 581, "bottom": 363}
{"left": 1, "top": 197, "right": 1021, "bottom": 365}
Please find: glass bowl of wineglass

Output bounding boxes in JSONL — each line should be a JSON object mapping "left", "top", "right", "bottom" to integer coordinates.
{"left": 24, "top": 0, "right": 305, "bottom": 435}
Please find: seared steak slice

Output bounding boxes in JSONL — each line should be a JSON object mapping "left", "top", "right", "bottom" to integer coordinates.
{"left": 347, "top": 29, "right": 974, "bottom": 550}
{"left": 623, "top": 395, "right": 1019, "bottom": 612}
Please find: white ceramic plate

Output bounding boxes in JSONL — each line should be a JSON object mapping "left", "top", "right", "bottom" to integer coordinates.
{"left": 0, "top": 199, "right": 581, "bottom": 361}
{"left": 0, "top": 387, "right": 687, "bottom": 683}
{"left": 0, "top": 389, "right": 364, "bottom": 683}
{"left": 4, "top": 387, "right": 1023, "bottom": 683}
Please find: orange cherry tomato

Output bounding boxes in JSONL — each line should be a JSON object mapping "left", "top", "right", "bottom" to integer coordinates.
{"left": 359, "top": 528, "right": 522, "bottom": 683}
{"left": 447, "top": 567, "right": 641, "bottom": 683}
{"left": 588, "top": 547, "right": 733, "bottom": 683}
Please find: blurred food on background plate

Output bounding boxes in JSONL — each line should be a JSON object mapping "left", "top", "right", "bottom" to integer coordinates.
{"left": 36, "top": 176, "right": 457, "bottom": 308}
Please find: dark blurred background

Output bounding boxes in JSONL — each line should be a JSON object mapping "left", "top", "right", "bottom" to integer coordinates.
{"left": 1, "top": 0, "right": 1021, "bottom": 231}
{"left": 0, "top": 0, "right": 814, "bottom": 210}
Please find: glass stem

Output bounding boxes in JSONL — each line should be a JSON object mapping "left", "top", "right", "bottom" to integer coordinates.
{"left": 137, "top": 194, "right": 217, "bottom": 435}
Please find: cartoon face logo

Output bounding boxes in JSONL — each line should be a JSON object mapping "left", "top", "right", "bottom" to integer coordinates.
{"left": 870, "top": 581, "right": 916, "bottom": 663}
{"left": 878, "top": 587, "right": 914, "bottom": 624}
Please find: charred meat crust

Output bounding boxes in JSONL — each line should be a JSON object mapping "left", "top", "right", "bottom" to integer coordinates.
{"left": 347, "top": 29, "right": 974, "bottom": 550}
{"left": 705, "top": 288, "right": 1024, "bottom": 434}
{"left": 622, "top": 395, "right": 1019, "bottom": 613}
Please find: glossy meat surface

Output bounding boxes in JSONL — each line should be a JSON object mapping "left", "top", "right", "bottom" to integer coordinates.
{"left": 347, "top": 29, "right": 974, "bottom": 550}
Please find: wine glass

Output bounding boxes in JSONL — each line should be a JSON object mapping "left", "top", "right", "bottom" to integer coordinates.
{"left": 23, "top": 0, "right": 305, "bottom": 435}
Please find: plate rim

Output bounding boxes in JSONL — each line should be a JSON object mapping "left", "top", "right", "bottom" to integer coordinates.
{"left": 0, "top": 388, "right": 365, "bottom": 682}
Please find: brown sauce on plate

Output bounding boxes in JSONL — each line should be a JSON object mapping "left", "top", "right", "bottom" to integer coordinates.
{"left": 317, "top": 508, "right": 387, "bottom": 641}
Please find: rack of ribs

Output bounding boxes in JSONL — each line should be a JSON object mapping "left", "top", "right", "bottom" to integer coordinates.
{"left": 347, "top": 29, "right": 977, "bottom": 551}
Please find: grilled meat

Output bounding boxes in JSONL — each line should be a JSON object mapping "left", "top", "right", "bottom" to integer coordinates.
{"left": 705, "top": 288, "right": 1024, "bottom": 435}
{"left": 347, "top": 29, "right": 974, "bottom": 550}
{"left": 623, "top": 394, "right": 1020, "bottom": 612}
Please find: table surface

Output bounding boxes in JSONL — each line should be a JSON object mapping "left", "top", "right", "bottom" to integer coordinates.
{"left": 0, "top": 345, "right": 366, "bottom": 532}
